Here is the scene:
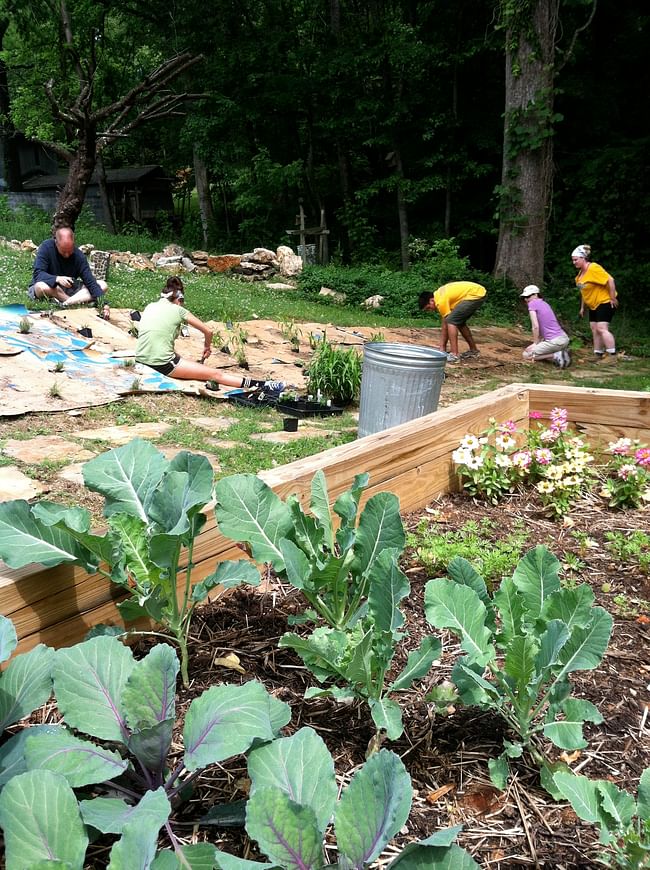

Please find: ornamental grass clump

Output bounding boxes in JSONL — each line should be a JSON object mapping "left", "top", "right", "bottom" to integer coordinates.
{"left": 600, "top": 438, "right": 650, "bottom": 509}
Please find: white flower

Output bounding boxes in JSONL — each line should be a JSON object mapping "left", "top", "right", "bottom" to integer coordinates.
{"left": 537, "top": 481, "right": 555, "bottom": 494}
{"left": 460, "top": 434, "right": 480, "bottom": 450}
{"left": 496, "top": 434, "right": 516, "bottom": 451}
{"left": 495, "top": 453, "right": 512, "bottom": 467}
{"left": 452, "top": 448, "right": 471, "bottom": 465}
{"left": 466, "top": 455, "right": 484, "bottom": 470}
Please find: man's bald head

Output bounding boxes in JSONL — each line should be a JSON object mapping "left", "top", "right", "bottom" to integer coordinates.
{"left": 55, "top": 227, "right": 75, "bottom": 258}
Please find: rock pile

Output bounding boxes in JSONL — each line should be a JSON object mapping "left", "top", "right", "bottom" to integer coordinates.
{"left": 1, "top": 238, "right": 303, "bottom": 282}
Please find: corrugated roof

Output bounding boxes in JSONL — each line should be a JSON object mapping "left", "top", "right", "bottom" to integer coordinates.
{"left": 23, "top": 165, "right": 170, "bottom": 189}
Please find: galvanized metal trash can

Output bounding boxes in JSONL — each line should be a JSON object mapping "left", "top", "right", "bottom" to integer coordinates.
{"left": 358, "top": 342, "right": 447, "bottom": 437}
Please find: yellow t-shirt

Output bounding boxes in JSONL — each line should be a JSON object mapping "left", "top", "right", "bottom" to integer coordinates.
{"left": 576, "top": 263, "right": 615, "bottom": 310}
{"left": 433, "top": 281, "right": 487, "bottom": 318}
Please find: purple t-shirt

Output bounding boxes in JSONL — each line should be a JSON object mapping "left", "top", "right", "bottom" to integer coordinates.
{"left": 528, "top": 298, "right": 566, "bottom": 340}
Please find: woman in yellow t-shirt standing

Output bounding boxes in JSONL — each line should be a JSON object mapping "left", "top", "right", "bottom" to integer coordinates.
{"left": 572, "top": 244, "right": 618, "bottom": 362}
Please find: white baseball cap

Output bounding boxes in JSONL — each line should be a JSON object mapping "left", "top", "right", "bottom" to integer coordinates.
{"left": 520, "top": 285, "right": 540, "bottom": 297}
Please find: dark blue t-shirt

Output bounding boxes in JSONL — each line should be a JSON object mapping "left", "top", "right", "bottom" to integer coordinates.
{"left": 32, "top": 238, "right": 104, "bottom": 299}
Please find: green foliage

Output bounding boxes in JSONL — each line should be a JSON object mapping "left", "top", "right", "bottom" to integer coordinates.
{"left": 214, "top": 727, "right": 479, "bottom": 870}
{"left": 554, "top": 768, "right": 650, "bottom": 869}
{"left": 604, "top": 530, "right": 650, "bottom": 575}
{"left": 408, "top": 517, "right": 529, "bottom": 590}
{"left": 0, "top": 628, "right": 288, "bottom": 869}
{"left": 215, "top": 471, "right": 441, "bottom": 740}
{"left": 306, "top": 338, "right": 362, "bottom": 405}
{"left": 0, "top": 439, "right": 260, "bottom": 685}
{"left": 424, "top": 546, "right": 613, "bottom": 792}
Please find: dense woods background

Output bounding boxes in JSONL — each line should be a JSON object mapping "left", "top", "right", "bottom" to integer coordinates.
{"left": 0, "top": 0, "right": 648, "bottom": 298}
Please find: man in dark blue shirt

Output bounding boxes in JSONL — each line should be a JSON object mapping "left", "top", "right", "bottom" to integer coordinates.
{"left": 28, "top": 227, "right": 108, "bottom": 307}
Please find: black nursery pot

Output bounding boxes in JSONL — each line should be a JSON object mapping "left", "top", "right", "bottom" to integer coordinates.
{"left": 130, "top": 310, "right": 141, "bottom": 321}
{"left": 78, "top": 327, "right": 93, "bottom": 338}
{"left": 283, "top": 417, "right": 299, "bottom": 432}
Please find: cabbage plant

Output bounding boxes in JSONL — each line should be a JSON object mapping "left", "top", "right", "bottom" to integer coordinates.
{"left": 0, "top": 633, "right": 289, "bottom": 869}
{"left": 0, "top": 438, "right": 260, "bottom": 685}
{"left": 424, "top": 546, "right": 613, "bottom": 793}
{"left": 213, "top": 726, "right": 480, "bottom": 870}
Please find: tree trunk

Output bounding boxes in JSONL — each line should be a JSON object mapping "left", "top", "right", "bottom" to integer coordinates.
{"left": 393, "top": 148, "right": 410, "bottom": 271}
{"left": 95, "top": 152, "right": 116, "bottom": 233}
{"left": 53, "top": 131, "right": 97, "bottom": 230}
{"left": 493, "top": 0, "right": 559, "bottom": 288}
{"left": 0, "top": 18, "right": 21, "bottom": 191}
{"left": 193, "top": 146, "right": 214, "bottom": 248}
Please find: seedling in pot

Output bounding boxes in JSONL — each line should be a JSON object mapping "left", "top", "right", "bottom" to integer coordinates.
{"left": 53, "top": 360, "right": 65, "bottom": 373}
{"left": 49, "top": 381, "right": 62, "bottom": 398}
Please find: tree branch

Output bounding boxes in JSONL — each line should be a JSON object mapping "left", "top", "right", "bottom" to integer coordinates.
{"left": 556, "top": 0, "right": 598, "bottom": 74}
{"left": 92, "top": 52, "right": 203, "bottom": 124}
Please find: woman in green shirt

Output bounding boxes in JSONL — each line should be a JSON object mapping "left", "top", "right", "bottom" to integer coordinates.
{"left": 135, "top": 277, "right": 285, "bottom": 392}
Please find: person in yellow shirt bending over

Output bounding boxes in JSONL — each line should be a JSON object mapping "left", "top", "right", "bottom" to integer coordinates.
{"left": 572, "top": 244, "right": 618, "bottom": 362}
{"left": 418, "top": 281, "right": 486, "bottom": 363}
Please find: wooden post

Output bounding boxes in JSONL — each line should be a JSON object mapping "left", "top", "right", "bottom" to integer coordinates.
{"left": 319, "top": 208, "right": 329, "bottom": 265}
{"left": 299, "top": 203, "right": 307, "bottom": 265}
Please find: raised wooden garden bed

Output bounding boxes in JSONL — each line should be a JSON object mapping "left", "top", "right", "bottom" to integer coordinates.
{"left": 2, "top": 383, "right": 648, "bottom": 655}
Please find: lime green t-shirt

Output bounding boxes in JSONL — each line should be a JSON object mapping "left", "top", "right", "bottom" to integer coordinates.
{"left": 135, "top": 299, "right": 188, "bottom": 365}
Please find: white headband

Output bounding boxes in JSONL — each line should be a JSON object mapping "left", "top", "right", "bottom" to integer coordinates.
{"left": 572, "top": 246, "right": 588, "bottom": 258}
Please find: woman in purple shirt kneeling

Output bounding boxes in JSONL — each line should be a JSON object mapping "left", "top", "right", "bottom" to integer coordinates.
{"left": 520, "top": 285, "right": 571, "bottom": 369}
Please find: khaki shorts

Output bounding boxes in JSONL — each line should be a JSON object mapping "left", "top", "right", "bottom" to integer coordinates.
{"left": 526, "top": 334, "right": 569, "bottom": 358}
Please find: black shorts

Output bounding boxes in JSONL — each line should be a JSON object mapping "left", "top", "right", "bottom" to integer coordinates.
{"left": 589, "top": 302, "right": 616, "bottom": 323}
{"left": 143, "top": 353, "right": 180, "bottom": 376}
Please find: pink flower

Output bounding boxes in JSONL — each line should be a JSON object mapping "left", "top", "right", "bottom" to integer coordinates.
{"left": 608, "top": 437, "right": 633, "bottom": 455}
{"left": 540, "top": 428, "right": 560, "bottom": 443}
{"left": 535, "top": 448, "right": 553, "bottom": 465}
{"left": 617, "top": 464, "right": 638, "bottom": 481}
{"left": 529, "top": 411, "right": 543, "bottom": 420}
{"left": 635, "top": 447, "right": 650, "bottom": 467}
{"left": 498, "top": 419, "right": 517, "bottom": 434}
{"left": 512, "top": 451, "right": 532, "bottom": 468}
{"left": 549, "top": 407, "right": 569, "bottom": 432}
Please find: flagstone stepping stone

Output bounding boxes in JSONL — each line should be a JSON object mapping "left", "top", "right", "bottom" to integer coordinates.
{"left": 57, "top": 463, "right": 85, "bottom": 486}
{"left": 207, "top": 440, "right": 241, "bottom": 450}
{"left": 2, "top": 435, "right": 96, "bottom": 464}
{"left": 250, "top": 426, "right": 331, "bottom": 444}
{"left": 189, "top": 415, "right": 238, "bottom": 432}
{"left": 160, "top": 447, "right": 221, "bottom": 471}
{"left": 76, "top": 422, "right": 171, "bottom": 445}
{"left": 0, "top": 466, "right": 47, "bottom": 501}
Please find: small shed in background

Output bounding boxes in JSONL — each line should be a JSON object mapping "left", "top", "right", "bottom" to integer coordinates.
{"left": 18, "top": 165, "right": 174, "bottom": 228}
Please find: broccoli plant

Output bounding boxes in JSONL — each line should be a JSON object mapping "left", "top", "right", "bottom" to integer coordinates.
{"left": 215, "top": 471, "right": 441, "bottom": 741}
{"left": 0, "top": 439, "right": 260, "bottom": 685}
{"left": 0, "top": 633, "right": 289, "bottom": 869}
{"left": 424, "top": 546, "right": 613, "bottom": 792}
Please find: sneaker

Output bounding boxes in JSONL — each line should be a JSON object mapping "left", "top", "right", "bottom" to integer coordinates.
{"left": 600, "top": 353, "right": 617, "bottom": 364}
{"left": 460, "top": 349, "right": 480, "bottom": 360}
{"left": 446, "top": 353, "right": 460, "bottom": 363}
{"left": 553, "top": 351, "right": 564, "bottom": 368}
{"left": 562, "top": 349, "right": 571, "bottom": 368}
{"left": 262, "top": 380, "right": 286, "bottom": 395}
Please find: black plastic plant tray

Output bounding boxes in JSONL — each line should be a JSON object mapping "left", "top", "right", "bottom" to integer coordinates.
{"left": 227, "top": 392, "right": 278, "bottom": 409}
{"left": 276, "top": 399, "right": 344, "bottom": 418}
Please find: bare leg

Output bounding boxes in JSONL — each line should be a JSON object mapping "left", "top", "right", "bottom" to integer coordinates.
{"left": 62, "top": 280, "right": 108, "bottom": 306}
{"left": 31, "top": 281, "right": 69, "bottom": 303}
{"left": 458, "top": 323, "right": 478, "bottom": 351}
{"left": 594, "top": 321, "right": 615, "bottom": 352}
{"left": 590, "top": 322, "right": 605, "bottom": 353}
{"left": 446, "top": 323, "right": 460, "bottom": 356}
{"left": 438, "top": 321, "right": 449, "bottom": 352}
{"left": 169, "top": 358, "right": 247, "bottom": 388}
